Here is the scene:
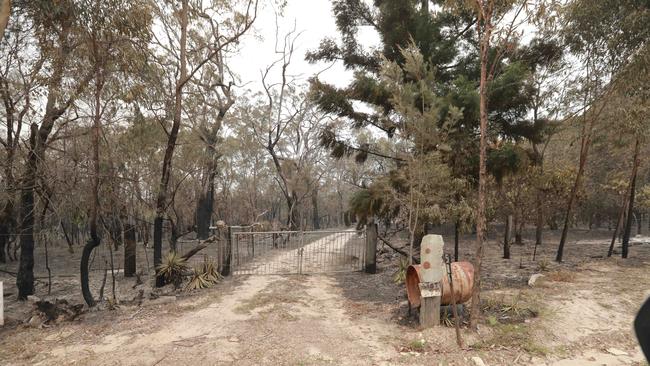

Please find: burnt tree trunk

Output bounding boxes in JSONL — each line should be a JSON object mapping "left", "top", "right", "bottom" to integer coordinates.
{"left": 514, "top": 215, "right": 523, "bottom": 245}
{"left": 153, "top": 0, "right": 188, "bottom": 287}
{"left": 454, "top": 220, "right": 460, "bottom": 262}
{"left": 124, "top": 218, "right": 136, "bottom": 277}
{"left": 0, "top": 203, "right": 12, "bottom": 263}
{"left": 16, "top": 124, "right": 37, "bottom": 299}
{"left": 196, "top": 118, "right": 223, "bottom": 240}
{"left": 535, "top": 190, "right": 543, "bottom": 247}
{"left": 556, "top": 125, "right": 590, "bottom": 261}
{"left": 287, "top": 191, "right": 299, "bottom": 231}
{"left": 196, "top": 189, "right": 213, "bottom": 240}
{"left": 81, "top": 69, "right": 104, "bottom": 307}
{"left": 556, "top": 56, "right": 607, "bottom": 263}
{"left": 196, "top": 137, "right": 219, "bottom": 240}
{"left": 0, "top": 127, "right": 16, "bottom": 263}
{"left": 622, "top": 138, "right": 641, "bottom": 259}
{"left": 311, "top": 187, "right": 320, "bottom": 230}
{"left": 17, "top": 15, "right": 92, "bottom": 300}
{"left": 503, "top": 215, "right": 512, "bottom": 259}
{"left": 470, "top": 2, "right": 493, "bottom": 329}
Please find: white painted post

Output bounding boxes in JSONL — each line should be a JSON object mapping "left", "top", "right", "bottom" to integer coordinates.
{"left": 419, "top": 235, "right": 445, "bottom": 327}
{"left": 0, "top": 281, "right": 4, "bottom": 326}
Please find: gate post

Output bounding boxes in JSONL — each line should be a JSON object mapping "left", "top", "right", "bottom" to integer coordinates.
{"left": 419, "top": 234, "right": 444, "bottom": 328}
{"left": 299, "top": 231, "right": 304, "bottom": 274}
{"left": 365, "top": 221, "right": 378, "bottom": 274}
{"left": 223, "top": 226, "right": 233, "bottom": 276}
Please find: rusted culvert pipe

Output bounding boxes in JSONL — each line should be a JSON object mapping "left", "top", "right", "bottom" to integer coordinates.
{"left": 405, "top": 262, "right": 475, "bottom": 307}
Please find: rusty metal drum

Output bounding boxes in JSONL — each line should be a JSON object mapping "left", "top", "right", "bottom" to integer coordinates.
{"left": 405, "top": 262, "right": 474, "bottom": 307}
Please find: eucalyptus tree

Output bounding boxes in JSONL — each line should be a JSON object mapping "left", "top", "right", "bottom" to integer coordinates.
{"left": 239, "top": 24, "right": 330, "bottom": 231}
{"left": 555, "top": 0, "right": 650, "bottom": 262}
{"left": 0, "top": 14, "right": 43, "bottom": 263}
{"left": 181, "top": 1, "right": 255, "bottom": 240}
{"left": 78, "top": 0, "right": 152, "bottom": 306}
{"left": 14, "top": 0, "right": 99, "bottom": 299}
{"left": 148, "top": 0, "right": 257, "bottom": 286}
{"left": 603, "top": 47, "right": 650, "bottom": 259}
{"left": 247, "top": 82, "right": 330, "bottom": 230}
{"left": 434, "top": 0, "right": 532, "bottom": 328}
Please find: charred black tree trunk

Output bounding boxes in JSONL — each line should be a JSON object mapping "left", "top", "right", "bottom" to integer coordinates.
{"left": 17, "top": 12, "right": 92, "bottom": 300}
{"left": 0, "top": 203, "right": 13, "bottom": 263}
{"left": 81, "top": 70, "right": 104, "bottom": 307}
{"left": 154, "top": 0, "right": 188, "bottom": 287}
{"left": 556, "top": 63, "right": 601, "bottom": 262}
{"left": 80, "top": 234, "right": 101, "bottom": 306}
{"left": 535, "top": 190, "right": 543, "bottom": 247}
{"left": 514, "top": 215, "right": 523, "bottom": 245}
{"left": 454, "top": 220, "right": 460, "bottom": 262}
{"left": 412, "top": 227, "right": 425, "bottom": 255}
{"left": 196, "top": 128, "right": 220, "bottom": 240}
{"left": 124, "top": 218, "right": 136, "bottom": 277}
{"left": 0, "top": 141, "right": 16, "bottom": 264}
{"left": 622, "top": 138, "right": 641, "bottom": 259}
{"left": 503, "top": 215, "right": 512, "bottom": 259}
{"left": 16, "top": 124, "right": 38, "bottom": 299}
{"left": 311, "top": 187, "right": 320, "bottom": 230}
{"left": 196, "top": 180, "right": 214, "bottom": 240}
{"left": 153, "top": 216, "right": 164, "bottom": 287}
{"left": 337, "top": 191, "right": 344, "bottom": 227}
{"left": 287, "top": 192, "right": 299, "bottom": 231}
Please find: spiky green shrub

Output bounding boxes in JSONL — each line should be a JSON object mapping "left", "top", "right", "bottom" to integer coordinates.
{"left": 157, "top": 251, "right": 188, "bottom": 288}
{"left": 393, "top": 257, "right": 408, "bottom": 284}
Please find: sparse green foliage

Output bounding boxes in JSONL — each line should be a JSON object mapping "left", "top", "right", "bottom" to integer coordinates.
{"left": 157, "top": 252, "right": 188, "bottom": 289}
{"left": 393, "top": 258, "right": 408, "bottom": 284}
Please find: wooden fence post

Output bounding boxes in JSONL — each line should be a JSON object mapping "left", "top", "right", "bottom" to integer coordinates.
{"left": 419, "top": 234, "right": 444, "bottom": 328}
{"left": 222, "top": 226, "right": 233, "bottom": 276}
{"left": 365, "top": 221, "right": 378, "bottom": 274}
{"left": 0, "top": 281, "right": 3, "bottom": 327}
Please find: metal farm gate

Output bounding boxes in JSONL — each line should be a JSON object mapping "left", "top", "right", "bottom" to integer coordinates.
{"left": 230, "top": 230, "right": 366, "bottom": 275}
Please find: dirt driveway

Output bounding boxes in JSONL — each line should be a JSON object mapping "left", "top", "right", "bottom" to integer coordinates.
{"left": 1, "top": 232, "right": 649, "bottom": 365}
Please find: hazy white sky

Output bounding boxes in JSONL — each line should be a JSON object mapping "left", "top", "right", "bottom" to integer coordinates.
{"left": 232, "top": 0, "right": 380, "bottom": 94}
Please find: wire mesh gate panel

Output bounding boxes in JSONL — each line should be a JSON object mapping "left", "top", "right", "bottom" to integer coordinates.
{"left": 231, "top": 230, "right": 366, "bottom": 275}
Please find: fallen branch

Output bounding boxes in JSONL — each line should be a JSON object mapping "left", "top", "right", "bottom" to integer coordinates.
{"left": 378, "top": 235, "right": 419, "bottom": 264}
{"left": 0, "top": 269, "right": 17, "bottom": 276}
{"left": 180, "top": 244, "right": 207, "bottom": 261}
{"left": 0, "top": 269, "right": 51, "bottom": 283}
